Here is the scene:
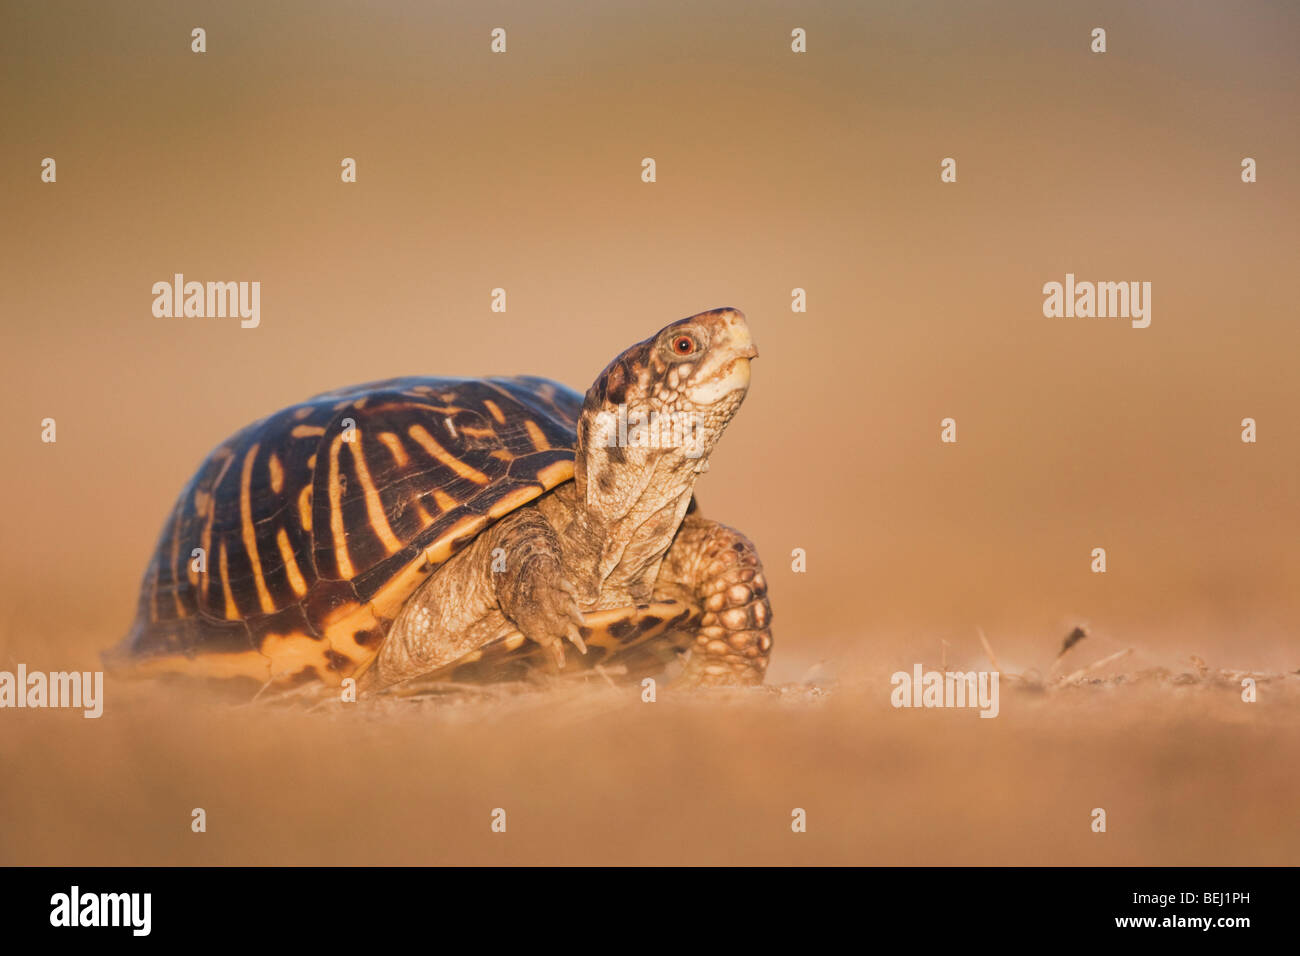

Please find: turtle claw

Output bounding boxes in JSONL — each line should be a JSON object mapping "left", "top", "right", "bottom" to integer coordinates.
{"left": 548, "top": 640, "right": 567, "bottom": 669}
{"left": 566, "top": 622, "right": 588, "bottom": 656}
{"left": 543, "top": 624, "right": 587, "bottom": 671}
{"left": 546, "top": 618, "right": 587, "bottom": 671}
{"left": 564, "top": 599, "right": 588, "bottom": 654}
{"left": 507, "top": 572, "right": 589, "bottom": 669}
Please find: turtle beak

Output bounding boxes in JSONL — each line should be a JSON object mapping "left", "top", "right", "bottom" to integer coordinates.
{"left": 684, "top": 308, "right": 757, "bottom": 403}
{"left": 721, "top": 309, "right": 758, "bottom": 361}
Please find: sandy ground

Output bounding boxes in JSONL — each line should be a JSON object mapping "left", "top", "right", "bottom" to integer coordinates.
{"left": 2, "top": 647, "right": 1296, "bottom": 866}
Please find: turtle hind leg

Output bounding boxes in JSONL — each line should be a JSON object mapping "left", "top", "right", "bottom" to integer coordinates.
{"left": 656, "top": 513, "right": 773, "bottom": 686}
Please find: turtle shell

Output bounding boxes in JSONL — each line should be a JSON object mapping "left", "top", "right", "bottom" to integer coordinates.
{"left": 114, "top": 376, "right": 585, "bottom": 687}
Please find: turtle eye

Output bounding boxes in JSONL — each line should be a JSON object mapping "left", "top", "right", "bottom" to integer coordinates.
{"left": 671, "top": 334, "right": 697, "bottom": 356}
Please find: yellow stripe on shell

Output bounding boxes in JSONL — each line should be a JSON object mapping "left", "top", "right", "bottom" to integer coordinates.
{"left": 407, "top": 425, "right": 489, "bottom": 485}
{"left": 276, "top": 527, "right": 308, "bottom": 597}
{"left": 327, "top": 434, "right": 354, "bottom": 579}
{"left": 218, "top": 539, "right": 239, "bottom": 619}
{"left": 523, "top": 420, "right": 550, "bottom": 451}
{"left": 297, "top": 484, "right": 313, "bottom": 532}
{"left": 377, "top": 432, "right": 409, "bottom": 467}
{"left": 348, "top": 433, "right": 404, "bottom": 554}
{"left": 239, "top": 443, "right": 276, "bottom": 614}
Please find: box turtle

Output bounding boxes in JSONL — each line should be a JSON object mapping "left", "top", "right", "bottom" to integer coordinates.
{"left": 110, "top": 308, "right": 773, "bottom": 693}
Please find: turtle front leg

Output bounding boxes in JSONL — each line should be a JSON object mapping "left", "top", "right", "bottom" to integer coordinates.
{"left": 490, "top": 507, "right": 589, "bottom": 668}
{"left": 658, "top": 513, "right": 773, "bottom": 686}
{"left": 366, "top": 506, "right": 585, "bottom": 690}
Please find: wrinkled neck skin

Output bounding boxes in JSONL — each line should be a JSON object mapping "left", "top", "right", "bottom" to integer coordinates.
{"left": 540, "top": 344, "right": 734, "bottom": 609}
{"left": 555, "top": 443, "right": 703, "bottom": 609}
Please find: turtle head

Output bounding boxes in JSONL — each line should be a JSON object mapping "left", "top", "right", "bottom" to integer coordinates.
{"left": 575, "top": 308, "right": 757, "bottom": 512}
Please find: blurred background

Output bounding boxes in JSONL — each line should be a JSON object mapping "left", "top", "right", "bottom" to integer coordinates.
{"left": 1, "top": 0, "right": 1297, "bottom": 865}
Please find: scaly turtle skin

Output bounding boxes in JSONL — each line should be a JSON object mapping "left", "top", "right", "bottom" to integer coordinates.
{"left": 112, "top": 308, "right": 773, "bottom": 691}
